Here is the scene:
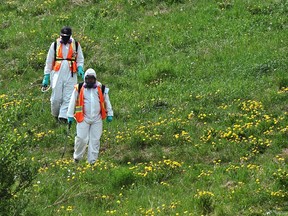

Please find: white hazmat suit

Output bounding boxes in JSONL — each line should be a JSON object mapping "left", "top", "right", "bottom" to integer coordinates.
{"left": 44, "top": 37, "right": 84, "bottom": 120}
{"left": 67, "top": 69, "right": 113, "bottom": 164}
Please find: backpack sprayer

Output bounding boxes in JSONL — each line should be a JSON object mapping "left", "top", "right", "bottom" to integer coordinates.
{"left": 61, "top": 122, "right": 72, "bottom": 159}
{"left": 40, "top": 85, "right": 72, "bottom": 159}
{"left": 41, "top": 85, "right": 51, "bottom": 112}
{"left": 41, "top": 85, "right": 51, "bottom": 93}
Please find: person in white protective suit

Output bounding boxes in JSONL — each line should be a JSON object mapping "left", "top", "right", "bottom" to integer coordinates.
{"left": 67, "top": 68, "right": 113, "bottom": 164}
{"left": 42, "top": 26, "right": 85, "bottom": 123}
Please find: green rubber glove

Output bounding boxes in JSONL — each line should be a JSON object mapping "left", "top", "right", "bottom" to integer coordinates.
{"left": 68, "top": 117, "right": 75, "bottom": 124}
{"left": 77, "top": 66, "right": 84, "bottom": 79}
{"left": 42, "top": 74, "right": 50, "bottom": 87}
{"left": 106, "top": 116, "right": 113, "bottom": 123}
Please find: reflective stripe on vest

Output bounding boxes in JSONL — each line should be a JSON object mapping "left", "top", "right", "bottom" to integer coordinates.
{"left": 74, "top": 84, "right": 107, "bottom": 123}
{"left": 53, "top": 38, "right": 77, "bottom": 72}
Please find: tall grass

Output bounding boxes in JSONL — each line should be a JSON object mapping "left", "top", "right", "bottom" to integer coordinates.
{"left": 0, "top": 0, "right": 288, "bottom": 215}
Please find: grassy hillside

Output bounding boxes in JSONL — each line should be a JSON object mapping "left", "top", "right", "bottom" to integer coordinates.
{"left": 1, "top": 0, "right": 288, "bottom": 215}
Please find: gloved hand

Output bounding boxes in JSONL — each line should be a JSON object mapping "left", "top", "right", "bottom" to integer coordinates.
{"left": 106, "top": 116, "right": 113, "bottom": 123}
{"left": 68, "top": 117, "right": 75, "bottom": 124}
{"left": 77, "top": 66, "right": 84, "bottom": 79}
{"left": 42, "top": 74, "right": 50, "bottom": 87}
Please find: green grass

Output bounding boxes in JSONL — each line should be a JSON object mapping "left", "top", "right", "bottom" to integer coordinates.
{"left": 1, "top": 0, "right": 288, "bottom": 215}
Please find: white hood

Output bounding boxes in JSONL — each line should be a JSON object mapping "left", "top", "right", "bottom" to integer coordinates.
{"left": 84, "top": 68, "right": 96, "bottom": 79}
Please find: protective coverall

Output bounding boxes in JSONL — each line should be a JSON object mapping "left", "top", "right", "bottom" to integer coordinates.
{"left": 67, "top": 69, "right": 113, "bottom": 164}
{"left": 44, "top": 37, "right": 84, "bottom": 120}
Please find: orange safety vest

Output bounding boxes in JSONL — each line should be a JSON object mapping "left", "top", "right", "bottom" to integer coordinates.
{"left": 53, "top": 38, "right": 78, "bottom": 72}
{"left": 74, "top": 84, "right": 107, "bottom": 123}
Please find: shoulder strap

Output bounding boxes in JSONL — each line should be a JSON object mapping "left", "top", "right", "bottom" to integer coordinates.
{"left": 101, "top": 85, "right": 105, "bottom": 94}
{"left": 78, "top": 82, "right": 84, "bottom": 93}
{"left": 54, "top": 40, "right": 78, "bottom": 55}
{"left": 54, "top": 40, "right": 57, "bottom": 61}
{"left": 75, "top": 40, "right": 78, "bottom": 52}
